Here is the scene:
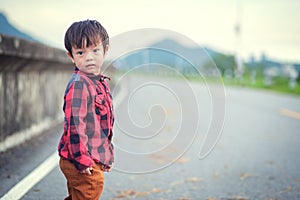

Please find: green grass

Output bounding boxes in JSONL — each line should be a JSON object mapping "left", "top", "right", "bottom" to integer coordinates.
{"left": 223, "top": 73, "right": 300, "bottom": 95}
{"left": 113, "top": 69, "right": 300, "bottom": 96}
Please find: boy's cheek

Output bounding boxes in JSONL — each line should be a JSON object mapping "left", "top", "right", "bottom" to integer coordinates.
{"left": 74, "top": 60, "right": 84, "bottom": 68}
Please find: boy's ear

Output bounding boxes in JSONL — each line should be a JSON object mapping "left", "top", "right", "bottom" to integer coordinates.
{"left": 66, "top": 51, "right": 75, "bottom": 63}
{"left": 104, "top": 45, "right": 109, "bottom": 56}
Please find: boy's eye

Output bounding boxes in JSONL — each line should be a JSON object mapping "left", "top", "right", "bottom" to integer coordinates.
{"left": 76, "top": 51, "right": 84, "bottom": 55}
{"left": 93, "top": 49, "right": 100, "bottom": 53}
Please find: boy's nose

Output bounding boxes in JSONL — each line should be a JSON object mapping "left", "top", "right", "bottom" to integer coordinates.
{"left": 86, "top": 52, "right": 94, "bottom": 61}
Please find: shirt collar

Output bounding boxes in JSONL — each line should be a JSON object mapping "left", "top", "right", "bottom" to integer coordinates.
{"left": 74, "top": 67, "right": 110, "bottom": 82}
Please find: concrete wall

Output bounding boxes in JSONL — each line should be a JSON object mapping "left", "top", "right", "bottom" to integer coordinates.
{"left": 0, "top": 34, "right": 73, "bottom": 151}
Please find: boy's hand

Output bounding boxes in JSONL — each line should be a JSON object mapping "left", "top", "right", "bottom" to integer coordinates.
{"left": 102, "top": 164, "right": 113, "bottom": 172}
{"left": 80, "top": 167, "right": 93, "bottom": 175}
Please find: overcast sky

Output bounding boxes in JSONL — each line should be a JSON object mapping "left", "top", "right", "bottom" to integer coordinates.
{"left": 0, "top": 0, "right": 299, "bottom": 63}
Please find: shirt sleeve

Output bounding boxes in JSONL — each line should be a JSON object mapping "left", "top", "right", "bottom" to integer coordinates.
{"left": 64, "top": 81, "right": 94, "bottom": 170}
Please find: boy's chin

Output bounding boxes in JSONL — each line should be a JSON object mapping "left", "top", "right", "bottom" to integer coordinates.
{"left": 80, "top": 68, "right": 100, "bottom": 75}
{"left": 92, "top": 70, "right": 101, "bottom": 75}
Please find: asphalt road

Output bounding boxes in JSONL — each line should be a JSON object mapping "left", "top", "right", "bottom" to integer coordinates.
{"left": 0, "top": 75, "right": 300, "bottom": 200}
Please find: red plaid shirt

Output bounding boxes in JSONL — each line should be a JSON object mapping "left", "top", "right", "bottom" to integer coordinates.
{"left": 58, "top": 69, "right": 114, "bottom": 171}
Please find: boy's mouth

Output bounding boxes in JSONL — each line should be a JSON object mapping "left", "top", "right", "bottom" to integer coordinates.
{"left": 86, "top": 64, "right": 96, "bottom": 68}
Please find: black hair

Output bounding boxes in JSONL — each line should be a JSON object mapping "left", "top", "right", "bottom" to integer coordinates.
{"left": 64, "top": 19, "right": 109, "bottom": 56}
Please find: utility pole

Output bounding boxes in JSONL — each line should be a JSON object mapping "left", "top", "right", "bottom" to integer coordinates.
{"left": 234, "top": 0, "right": 243, "bottom": 81}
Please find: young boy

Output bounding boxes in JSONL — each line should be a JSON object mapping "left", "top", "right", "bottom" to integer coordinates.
{"left": 58, "top": 19, "right": 114, "bottom": 200}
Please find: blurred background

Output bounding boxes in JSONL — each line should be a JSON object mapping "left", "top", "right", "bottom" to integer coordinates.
{"left": 1, "top": 0, "right": 300, "bottom": 199}
{"left": 1, "top": 0, "right": 300, "bottom": 62}
{"left": 1, "top": 0, "right": 300, "bottom": 93}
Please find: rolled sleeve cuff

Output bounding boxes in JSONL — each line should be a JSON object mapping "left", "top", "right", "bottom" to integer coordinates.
{"left": 73, "top": 156, "right": 94, "bottom": 171}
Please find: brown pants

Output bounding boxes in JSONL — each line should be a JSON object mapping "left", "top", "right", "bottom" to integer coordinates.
{"left": 59, "top": 158, "right": 105, "bottom": 200}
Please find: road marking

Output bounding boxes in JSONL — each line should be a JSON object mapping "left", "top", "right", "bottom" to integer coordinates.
{"left": 0, "top": 84, "right": 127, "bottom": 200}
{"left": 0, "top": 152, "right": 58, "bottom": 200}
{"left": 280, "top": 108, "right": 300, "bottom": 120}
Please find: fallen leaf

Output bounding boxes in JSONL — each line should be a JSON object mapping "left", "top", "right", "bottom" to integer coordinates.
{"left": 207, "top": 198, "right": 216, "bottom": 200}
{"left": 175, "top": 156, "right": 190, "bottom": 163}
{"left": 186, "top": 177, "right": 203, "bottom": 182}
{"left": 266, "top": 160, "right": 275, "bottom": 165}
{"left": 115, "top": 187, "right": 164, "bottom": 198}
{"left": 135, "top": 191, "right": 150, "bottom": 197}
{"left": 213, "top": 171, "right": 220, "bottom": 179}
{"left": 115, "top": 189, "right": 137, "bottom": 198}
{"left": 150, "top": 154, "right": 168, "bottom": 164}
{"left": 225, "top": 195, "right": 249, "bottom": 200}
{"left": 280, "top": 186, "right": 293, "bottom": 193}
{"left": 170, "top": 180, "right": 184, "bottom": 187}
{"left": 239, "top": 173, "right": 252, "bottom": 180}
{"left": 178, "top": 198, "right": 190, "bottom": 200}
{"left": 151, "top": 188, "right": 164, "bottom": 193}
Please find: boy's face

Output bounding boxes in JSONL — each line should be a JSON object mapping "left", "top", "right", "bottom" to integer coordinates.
{"left": 67, "top": 41, "right": 109, "bottom": 75}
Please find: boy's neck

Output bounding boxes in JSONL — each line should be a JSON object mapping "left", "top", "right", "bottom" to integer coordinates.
{"left": 74, "top": 67, "right": 101, "bottom": 76}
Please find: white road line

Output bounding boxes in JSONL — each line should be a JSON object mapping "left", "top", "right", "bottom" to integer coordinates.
{"left": 0, "top": 152, "right": 58, "bottom": 200}
{"left": 0, "top": 83, "right": 127, "bottom": 200}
